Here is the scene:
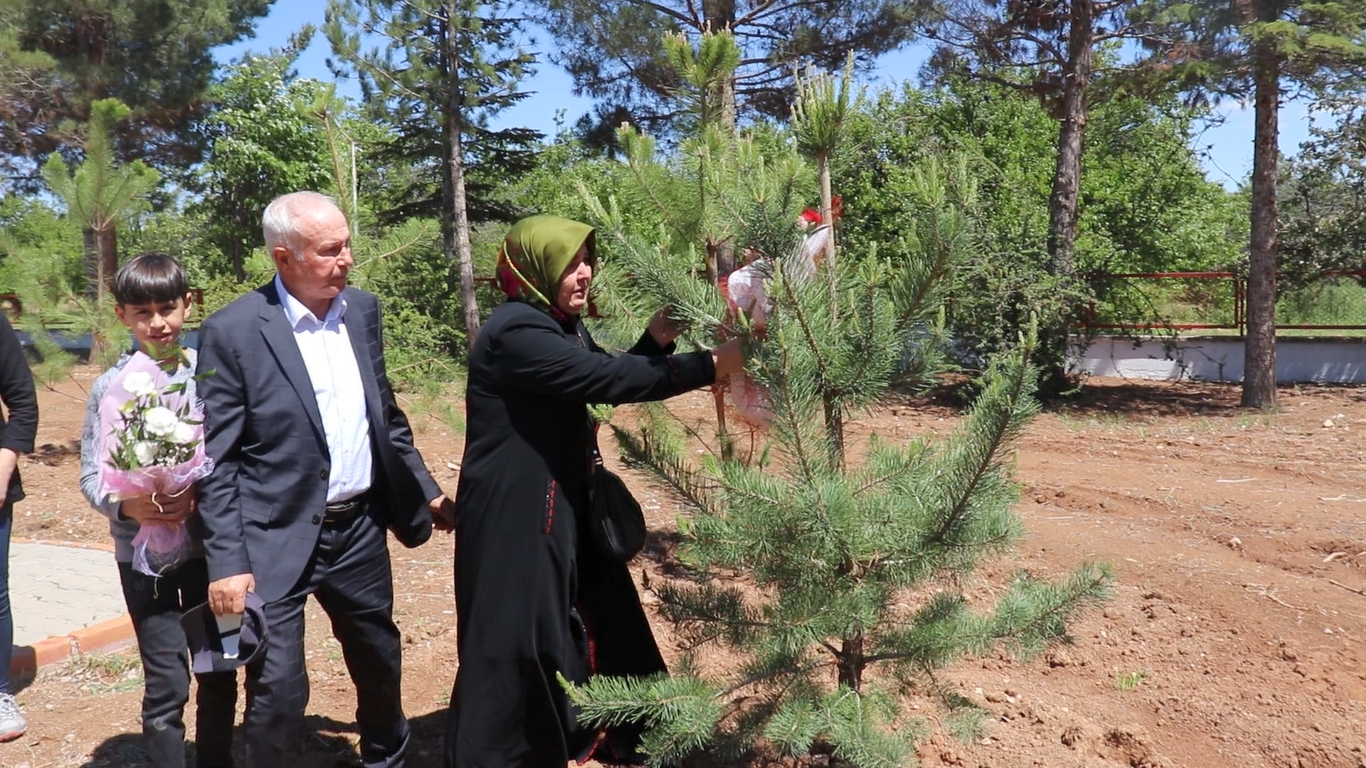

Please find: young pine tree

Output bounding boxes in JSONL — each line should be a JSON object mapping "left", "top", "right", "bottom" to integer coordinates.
{"left": 569, "top": 46, "right": 1113, "bottom": 768}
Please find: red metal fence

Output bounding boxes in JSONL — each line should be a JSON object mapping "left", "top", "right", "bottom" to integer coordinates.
{"left": 1079, "top": 271, "right": 1366, "bottom": 335}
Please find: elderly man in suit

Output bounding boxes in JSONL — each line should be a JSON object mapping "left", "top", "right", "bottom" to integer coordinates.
{"left": 197, "top": 191, "right": 453, "bottom": 768}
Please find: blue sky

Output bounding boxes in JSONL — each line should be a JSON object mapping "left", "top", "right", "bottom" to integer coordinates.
{"left": 215, "top": 0, "right": 1320, "bottom": 192}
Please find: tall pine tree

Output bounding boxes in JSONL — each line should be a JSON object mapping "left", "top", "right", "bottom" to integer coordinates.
{"left": 325, "top": 0, "right": 539, "bottom": 348}
{"left": 40, "top": 98, "right": 158, "bottom": 302}
{"left": 0, "top": 0, "right": 273, "bottom": 182}
{"left": 567, "top": 53, "right": 1112, "bottom": 767}
{"left": 921, "top": 0, "right": 1150, "bottom": 396}
{"left": 1133, "top": 0, "right": 1366, "bottom": 409}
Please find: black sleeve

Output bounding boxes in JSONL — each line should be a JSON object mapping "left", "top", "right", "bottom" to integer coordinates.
{"left": 580, "top": 323, "right": 675, "bottom": 359}
{"left": 495, "top": 313, "right": 714, "bottom": 406}
{"left": 0, "top": 313, "right": 37, "bottom": 454}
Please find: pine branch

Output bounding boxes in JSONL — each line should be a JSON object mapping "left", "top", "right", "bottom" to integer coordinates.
{"left": 925, "top": 334, "right": 1038, "bottom": 548}
{"left": 765, "top": 329, "right": 821, "bottom": 485}
{"left": 719, "top": 656, "right": 831, "bottom": 699}
{"left": 613, "top": 424, "right": 720, "bottom": 516}
{"left": 655, "top": 581, "right": 768, "bottom": 648}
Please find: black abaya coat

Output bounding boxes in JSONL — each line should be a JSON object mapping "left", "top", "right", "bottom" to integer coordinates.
{"left": 445, "top": 300, "right": 716, "bottom": 768}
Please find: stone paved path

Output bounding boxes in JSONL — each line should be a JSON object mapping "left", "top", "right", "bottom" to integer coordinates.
{"left": 9, "top": 542, "right": 124, "bottom": 646}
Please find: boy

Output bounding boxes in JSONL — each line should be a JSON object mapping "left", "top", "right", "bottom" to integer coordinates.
{"left": 79, "top": 253, "right": 237, "bottom": 768}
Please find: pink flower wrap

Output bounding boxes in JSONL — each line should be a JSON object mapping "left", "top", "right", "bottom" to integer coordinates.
{"left": 98, "top": 352, "right": 214, "bottom": 577}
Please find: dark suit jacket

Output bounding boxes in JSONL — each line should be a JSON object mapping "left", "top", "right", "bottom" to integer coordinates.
{"left": 196, "top": 282, "right": 441, "bottom": 602}
{"left": 0, "top": 313, "right": 36, "bottom": 504}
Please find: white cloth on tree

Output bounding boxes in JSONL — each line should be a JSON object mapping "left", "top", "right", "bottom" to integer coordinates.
{"left": 720, "top": 225, "right": 833, "bottom": 427}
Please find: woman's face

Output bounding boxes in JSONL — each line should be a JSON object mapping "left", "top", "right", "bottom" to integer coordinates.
{"left": 554, "top": 245, "right": 593, "bottom": 316}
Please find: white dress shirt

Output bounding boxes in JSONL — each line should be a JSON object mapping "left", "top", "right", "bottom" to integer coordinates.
{"left": 275, "top": 275, "right": 373, "bottom": 504}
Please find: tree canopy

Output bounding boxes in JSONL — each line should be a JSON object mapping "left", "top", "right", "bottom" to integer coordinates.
{"left": 0, "top": 0, "right": 275, "bottom": 182}
{"left": 528, "top": 0, "right": 923, "bottom": 130}
{"left": 1131, "top": 0, "right": 1366, "bottom": 408}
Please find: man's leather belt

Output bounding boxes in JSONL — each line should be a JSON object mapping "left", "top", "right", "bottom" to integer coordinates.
{"left": 323, "top": 494, "right": 370, "bottom": 525}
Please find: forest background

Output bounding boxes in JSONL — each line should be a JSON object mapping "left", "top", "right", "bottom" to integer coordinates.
{"left": 1, "top": 0, "right": 1364, "bottom": 407}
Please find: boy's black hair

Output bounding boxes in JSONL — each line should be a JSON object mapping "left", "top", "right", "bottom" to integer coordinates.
{"left": 112, "top": 252, "right": 190, "bottom": 306}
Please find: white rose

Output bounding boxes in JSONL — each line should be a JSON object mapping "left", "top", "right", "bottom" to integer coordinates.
{"left": 121, "top": 371, "right": 157, "bottom": 398}
{"left": 170, "top": 421, "right": 197, "bottom": 446}
{"left": 143, "top": 407, "right": 180, "bottom": 437}
{"left": 133, "top": 441, "right": 160, "bottom": 465}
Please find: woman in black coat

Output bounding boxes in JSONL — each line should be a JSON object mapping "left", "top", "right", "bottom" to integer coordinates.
{"left": 444, "top": 215, "right": 742, "bottom": 768}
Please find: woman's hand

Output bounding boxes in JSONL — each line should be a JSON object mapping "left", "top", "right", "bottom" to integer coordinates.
{"left": 120, "top": 488, "right": 196, "bottom": 525}
{"left": 647, "top": 307, "right": 684, "bottom": 347}
{"left": 0, "top": 447, "right": 16, "bottom": 506}
{"left": 711, "top": 338, "right": 745, "bottom": 379}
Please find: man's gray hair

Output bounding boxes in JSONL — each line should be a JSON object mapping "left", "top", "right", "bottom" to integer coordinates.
{"left": 262, "top": 191, "right": 340, "bottom": 259}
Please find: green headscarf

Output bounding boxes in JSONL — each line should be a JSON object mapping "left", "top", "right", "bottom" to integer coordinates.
{"left": 497, "top": 215, "right": 596, "bottom": 314}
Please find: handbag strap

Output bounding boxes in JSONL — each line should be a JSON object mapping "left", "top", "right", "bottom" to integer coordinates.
{"left": 589, "top": 429, "right": 605, "bottom": 470}
{"left": 574, "top": 322, "right": 608, "bottom": 472}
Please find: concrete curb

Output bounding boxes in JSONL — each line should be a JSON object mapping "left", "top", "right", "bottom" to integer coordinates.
{"left": 9, "top": 615, "right": 136, "bottom": 688}
{"left": 11, "top": 537, "right": 117, "bottom": 553}
{"left": 8, "top": 538, "right": 135, "bottom": 687}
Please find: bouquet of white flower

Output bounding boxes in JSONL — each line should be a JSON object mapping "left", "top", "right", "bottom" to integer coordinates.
{"left": 98, "top": 351, "right": 214, "bottom": 577}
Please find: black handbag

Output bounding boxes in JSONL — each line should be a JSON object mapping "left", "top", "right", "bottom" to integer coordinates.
{"left": 588, "top": 444, "right": 648, "bottom": 561}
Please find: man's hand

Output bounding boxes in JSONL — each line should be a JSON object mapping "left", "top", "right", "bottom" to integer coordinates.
{"left": 119, "top": 488, "right": 196, "bottom": 525}
{"left": 208, "top": 573, "right": 256, "bottom": 616}
{"left": 429, "top": 494, "right": 456, "bottom": 533}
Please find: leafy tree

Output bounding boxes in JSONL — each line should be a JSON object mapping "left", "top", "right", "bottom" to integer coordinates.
{"left": 568, "top": 78, "right": 1111, "bottom": 765}
{"left": 40, "top": 98, "right": 158, "bottom": 302}
{"left": 190, "top": 44, "right": 335, "bottom": 281}
{"left": 528, "top": 0, "right": 923, "bottom": 130}
{"left": 922, "top": 0, "right": 1154, "bottom": 393}
{"left": 1279, "top": 104, "right": 1366, "bottom": 281}
{"left": 1132, "top": 0, "right": 1366, "bottom": 408}
{"left": 923, "top": 1, "right": 1150, "bottom": 279}
{"left": 835, "top": 79, "right": 1243, "bottom": 372}
{"left": 0, "top": 0, "right": 273, "bottom": 183}
{"left": 325, "top": 0, "right": 540, "bottom": 348}
{"left": 0, "top": 22, "right": 61, "bottom": 187}
{"left": 0, "top": 196, "right": 129, "bottom": 374}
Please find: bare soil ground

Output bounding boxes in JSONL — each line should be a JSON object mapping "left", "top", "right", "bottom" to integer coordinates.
{"left": 5, "top": 369, "right": 1366, "bottom": 768}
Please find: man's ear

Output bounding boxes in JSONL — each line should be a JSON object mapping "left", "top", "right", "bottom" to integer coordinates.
{"left": 271, "top": 245, "right": 293, "bottom": 271}
{"left": 181, "top": 292, "right": 194, "bottom": 317}
{"left": 113, "top": 303, "right": 130, "bottom": 328}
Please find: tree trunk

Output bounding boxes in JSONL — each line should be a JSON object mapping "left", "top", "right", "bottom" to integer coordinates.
{"left": 837, "top": 634, "right": 864, "bottom": 692}
{"left": 82, "top": 223, "right": 119, "bottom": 300}
{"left": 85, "top": 223, "right": 117, "bottom": 362}
{"left": 1045, "top": 0, "right": 1091, "bottom": 279}
{"left": 703, "top": 0, "right": 738, "bottom": 133}
{"left": 83, "top": 225, "right": 101, "bottom": 301}
{"left": 446, "top": 9, "right": 482, "bottom": 349}
{"left": 1037, "top": 0, "right": 1094, "bottom": 396}
{"left": 824, "top": 394, "right": 844, "bottom": 469}
{"left": 230, "top": 239, "right": 245, "bottom": 283}
{"left": 98, "top": 225, "right": 117, "bottom": 296}
{"left": 1242, "top": 36, "right": 1280, "bottom": 410}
